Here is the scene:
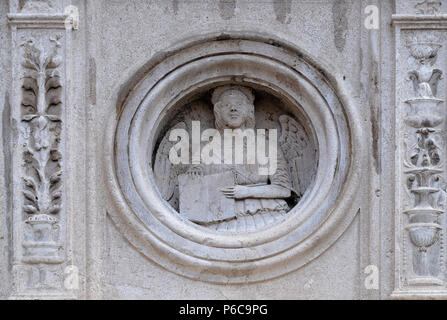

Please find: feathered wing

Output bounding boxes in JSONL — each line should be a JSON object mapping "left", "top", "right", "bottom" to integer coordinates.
{"left": 429, "top": 69, "right": 443, "bottom": 97}
{"left": 153, "top": 122, "right": 187, "bottom": 208}
{"left": 278, "top": 115, "right": 316, "bottom": 199}
{"left": 408, "top": 71, "right": 420, "bottom": 95}
{"left": 153, "top": 100, "right": 215, "bottom": 210}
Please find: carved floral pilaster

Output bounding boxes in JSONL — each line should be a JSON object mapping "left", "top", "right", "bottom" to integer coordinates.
{"left": 7, "top": 0, "right": 76, "bottom": 299}
{"left": 20, "top": 35, "right": 64, "bottom": 264}
{"left": 404, "top": 37, "right": 444, "bottom": 285}
{"left": 393, "top": 12, "right": 447, "bottom": 298}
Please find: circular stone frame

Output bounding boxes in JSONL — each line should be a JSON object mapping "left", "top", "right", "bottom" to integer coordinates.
{"left": 104, "top": 34, "right": 366, "bottom": 283}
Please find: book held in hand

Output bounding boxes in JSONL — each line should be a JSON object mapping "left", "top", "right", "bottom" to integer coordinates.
{"left": 178, "top": 171, "right": 236, "bottom": 223}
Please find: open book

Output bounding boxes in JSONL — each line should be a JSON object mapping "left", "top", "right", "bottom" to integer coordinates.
{"left": 178, "top": 171, "right": 236, "bottom": 223}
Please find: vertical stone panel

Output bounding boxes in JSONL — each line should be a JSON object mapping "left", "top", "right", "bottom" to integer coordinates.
{"left": 393, "top": 7, "right": 447, "bottom": 298}
{"left": 7, "top": 0, "right": 78, "bottom": 299}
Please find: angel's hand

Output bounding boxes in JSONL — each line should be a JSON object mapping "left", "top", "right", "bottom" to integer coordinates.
{"left": 221, "top": 185, "right": 250, "bottom": 199}
{"left": 187, "top": 165, "right": 204, "bottom": 179}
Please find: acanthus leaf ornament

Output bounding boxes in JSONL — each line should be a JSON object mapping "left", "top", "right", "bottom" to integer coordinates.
{"left": 20, "top": 35, "right": 63, "bottom": 264}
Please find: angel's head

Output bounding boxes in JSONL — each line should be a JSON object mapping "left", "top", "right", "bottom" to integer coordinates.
{"left": 212, "top": 86, "right": 255, "bottom": 130}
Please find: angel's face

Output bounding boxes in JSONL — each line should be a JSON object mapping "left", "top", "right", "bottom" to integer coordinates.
{"left": 216, "top": 92, "right": 250, "bottom": 129}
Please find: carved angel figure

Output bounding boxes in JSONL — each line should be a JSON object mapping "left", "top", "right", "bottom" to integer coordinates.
{"left": 154, "top": 86, "right": 314, "bottom": 231}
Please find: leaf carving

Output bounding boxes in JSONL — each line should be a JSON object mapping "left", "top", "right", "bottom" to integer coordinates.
{"left": 20, "top": 36, "right": 63, "bottom": 222}
{"left": 23, "top": 190, "right": 37, "bottom": 204}
{"left": 23, "top": 205, "right": 37, "bottom": 214}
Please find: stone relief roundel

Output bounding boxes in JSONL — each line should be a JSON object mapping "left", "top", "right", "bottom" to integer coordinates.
{"left": 153, "top": 85, "right": 318, "bottom": 232}
{"left": 107, "top": 35, "right": 364, "bottom": 283}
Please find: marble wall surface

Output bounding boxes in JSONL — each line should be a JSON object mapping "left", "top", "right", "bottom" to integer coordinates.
{"left": 1, "top": 0, "right": 447, "bottom": 300}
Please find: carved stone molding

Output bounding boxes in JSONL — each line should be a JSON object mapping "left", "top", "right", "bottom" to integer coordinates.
{"left": 104, "top": 34, "right": 366, "bottom": 284}
{"left": 393, "top": 14, "right": 447, "bottom": 299}
{"left": 7, "top": 0, "right": 75, "bottom": 299}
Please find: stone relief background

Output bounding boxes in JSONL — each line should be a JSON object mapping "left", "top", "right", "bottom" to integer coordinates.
{"left": 2, "top": 0, "right": 447, "bottom": 299}
{"left": 153, "top": 89, "right": 317, "bottom": 219}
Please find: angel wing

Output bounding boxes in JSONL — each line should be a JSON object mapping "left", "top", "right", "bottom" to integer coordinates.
{"left": 429, "top": 69, "right": 443, "bottom": 97}
{"left": 279, "top": 115, "right": 316, "bottom": 199}
{"left": 408, "top": 71, "right": 420, "bottom": 96}
{"left": 153, "top": 99, "right": 215, "bottom": 210}
{"left": 153, "top": 121, "right": 187, "bottom": 209}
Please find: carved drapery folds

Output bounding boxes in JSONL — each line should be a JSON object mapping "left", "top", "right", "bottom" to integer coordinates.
{"left": 393, "top": 13, "right": 447, "bottom": 298}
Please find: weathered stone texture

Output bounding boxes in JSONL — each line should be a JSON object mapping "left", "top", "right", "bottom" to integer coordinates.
{"left": 2, "top": 0, "right": 447, "bottom": 300}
